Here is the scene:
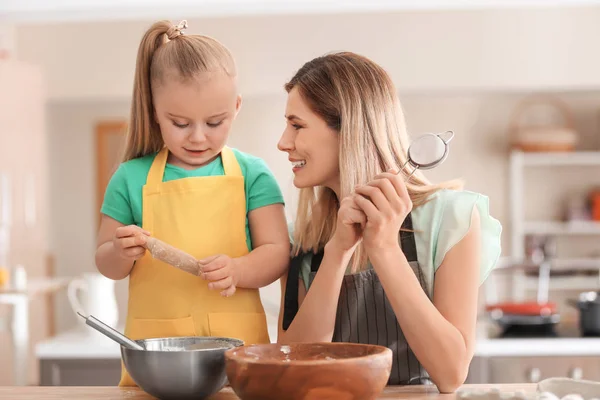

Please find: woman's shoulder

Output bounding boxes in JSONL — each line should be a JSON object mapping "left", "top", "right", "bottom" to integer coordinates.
{"left": 412, "top": 188, "right": 497, "bottom": 227}
{"left": 412, "top": 188, "right": 502, "bottom": 285}
{"left": 415, "top": 188, "right": 486, "bottom": 211}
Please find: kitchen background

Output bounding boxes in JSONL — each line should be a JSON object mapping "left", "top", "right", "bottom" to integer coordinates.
{"left": 2, "top": 0, "right": 600, "bottom": 388}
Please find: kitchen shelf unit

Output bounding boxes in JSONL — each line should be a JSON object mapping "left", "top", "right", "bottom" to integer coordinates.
{"left": 508, "top": 150, "right": 600, "bottom": 300}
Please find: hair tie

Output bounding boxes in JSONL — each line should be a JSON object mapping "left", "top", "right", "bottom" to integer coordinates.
{"left": 167, "top": 20, "right": 188, "bottom": 40}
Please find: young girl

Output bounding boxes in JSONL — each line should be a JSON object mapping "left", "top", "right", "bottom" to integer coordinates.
{"left": 94, "top": 20, "right": 290, "bottom": 386}
{"left": 277, "top": 52, "right": 502, "bottom": 393}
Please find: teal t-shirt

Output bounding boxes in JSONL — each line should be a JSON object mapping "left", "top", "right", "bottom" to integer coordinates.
{"left": 101, "top": 148, "right": 285, "bottom": 251}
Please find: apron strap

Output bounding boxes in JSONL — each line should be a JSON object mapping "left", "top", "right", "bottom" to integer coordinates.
{"left": 146, "top": 147, "right": 169, "bottom": 187}
{"left": 282, "top": 253, "right": 305, "bottom": 330}
{"left": 221, "top": 146, "right": 243, "bottom": 177}
{"left": 310, "top": 250, "right": 324, "bottom": 273}
{"left": 145, "top": 146, "right": 242, "bottom": 188}
{"left": 400, "top": 213, "right": 418, "bottom": 262}
{"left": 282, "top": 213, "right": 419, "bottom": 330}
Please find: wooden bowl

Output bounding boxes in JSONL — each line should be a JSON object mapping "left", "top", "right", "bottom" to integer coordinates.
{"left": 224, "top": 342, "right": 392, "bottom": 400}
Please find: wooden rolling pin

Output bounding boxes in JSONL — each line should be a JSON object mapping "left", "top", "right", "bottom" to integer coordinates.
{"left": 144, "top": 237, "right": 201, "bottom": 276}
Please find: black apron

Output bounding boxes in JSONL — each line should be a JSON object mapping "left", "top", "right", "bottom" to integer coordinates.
{"left": 282, "top": 214, "right": 432, "bottom": 385}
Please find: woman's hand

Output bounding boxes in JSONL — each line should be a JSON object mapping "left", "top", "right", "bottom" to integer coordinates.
{"left": 329, "top": 196, "right": 367, "bottom": 252}
{"left": 353, "top": 169, "right": 412, "bottom": 252}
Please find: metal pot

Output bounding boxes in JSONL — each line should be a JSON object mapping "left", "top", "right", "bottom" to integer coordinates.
{"left": 568, "top": 291, "right": 600, "bottom": 336}
{"left": 487, "top": 305, "right": 560, "bottom": 337}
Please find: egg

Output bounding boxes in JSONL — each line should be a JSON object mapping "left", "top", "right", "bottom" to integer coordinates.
{"left": 561, "top": 394, "right": 584, "bottom": 400}
{"left": 538, "top": 392, "right": 560, "bottom": 400}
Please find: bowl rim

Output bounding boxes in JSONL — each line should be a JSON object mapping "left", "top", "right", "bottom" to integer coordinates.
{"left": 122, "top": 336, "right": 245, "bottom": 352}
{"left": 224, "top": 342, "right": 392, "bottom": 366}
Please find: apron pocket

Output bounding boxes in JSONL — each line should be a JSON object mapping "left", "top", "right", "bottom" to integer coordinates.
{"left": 128, "top": 315, "right": 197, "bottom": 340}
{"left": 208, "top": 312, "right": 270, "bottom": 345}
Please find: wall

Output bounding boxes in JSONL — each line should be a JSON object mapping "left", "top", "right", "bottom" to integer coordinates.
{"left": 15, "top": 6, "right": 600, "bottom": 101}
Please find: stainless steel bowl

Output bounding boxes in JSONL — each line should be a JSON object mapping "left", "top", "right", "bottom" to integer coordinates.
{"left": 122, "top": 336, "right": 244, "bottom": 400}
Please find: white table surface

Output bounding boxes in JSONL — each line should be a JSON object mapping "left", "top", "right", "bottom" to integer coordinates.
{"left": 475, "top": 337, "right": 600, "bottom": 357}
{"left": 36, "top": 321, "right": 281, "bottom": 359}
{"left": 36, "top": 326, "right": 600, "bottom": 359}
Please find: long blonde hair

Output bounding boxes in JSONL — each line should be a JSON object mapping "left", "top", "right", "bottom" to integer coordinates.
{"left": 122, "top": 20, "right": 236, "bottom": 162}
{"left": 286, "top": 52, "right": 462, "bottom": 272}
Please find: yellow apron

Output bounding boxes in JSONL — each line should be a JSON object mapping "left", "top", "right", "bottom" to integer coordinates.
{"left": 119, "top": 146, "right": 270, "bottom": 387}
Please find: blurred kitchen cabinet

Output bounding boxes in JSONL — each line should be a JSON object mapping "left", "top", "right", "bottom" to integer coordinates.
{"left": 0, "top": 58, "right": 52, "bottom": 385}
{"left": 95, "top": 121, "right": 127, "bottom": 226}
{"left": 466, "top": 356, "right": 490, "bottom": 384}
{"left": 467, "top": 355, "right": 600, "bottom": 384}
{"left": 39, "top": 359, "right": 121, "bottom": 386}
{"left": 0, "top": 59, "right": 49, "bottom": 254}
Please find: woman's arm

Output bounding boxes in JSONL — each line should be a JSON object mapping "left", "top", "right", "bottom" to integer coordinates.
{"left": 277, "top": 195, "right": 366, "bottom": 343}
{"left": 370, "top": 208, "right": 481, "bottom": 393}
{"left": 276, "top": 242, "right": 353, "bottom": 343}
{"left": 353, "top": 170, "right": 481, "bottom": 393}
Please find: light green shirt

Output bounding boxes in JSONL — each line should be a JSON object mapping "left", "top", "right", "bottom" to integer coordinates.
{"left": 101, "top": 148, "right": 285, "bottom": 252}
{"left": 293, "top": 189, "right": 502, "bottom": 298}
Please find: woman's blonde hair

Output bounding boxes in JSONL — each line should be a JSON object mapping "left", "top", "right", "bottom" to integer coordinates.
{"left": 122, "top": 20, "right": 236, "bottom": 162}
{"left": 286, "top": 52, "right": 462, "bottom": 272}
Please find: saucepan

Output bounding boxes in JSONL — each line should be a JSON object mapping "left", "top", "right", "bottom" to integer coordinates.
{"left": 485, "top": 237, "right": 561, "bottom": 337}
{"left": 568, "top": 290, "right": 600, "bottom": 337}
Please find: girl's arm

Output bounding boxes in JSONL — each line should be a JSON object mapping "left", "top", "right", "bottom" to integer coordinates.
{"left": 95, "top": 215, "right": 150, "bottom": 280}
{"left": 197, "top": 204, "right": 290, "bottom": 296}
{"left": 234, "top": 203, "right": 291, "bottom": 288}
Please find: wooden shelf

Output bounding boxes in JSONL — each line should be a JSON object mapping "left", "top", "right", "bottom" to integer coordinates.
{"left": 524, "top": 275, "right": 599, "bottom": 291}
{"left": 524, "top": 220, "right": 600, "bottom": 235}
{"left": 520, "top": 151, "right": 600, "bottom": 166}
{"left": 0, "top": 277, "right": 71, "bottom": 297}
{"left": 550, "top": 258, "right": 600, "bottom": 270}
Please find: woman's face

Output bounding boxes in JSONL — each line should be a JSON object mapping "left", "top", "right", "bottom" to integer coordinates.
{"left": 277, "top": 87, "right": 341, "bottom": 196}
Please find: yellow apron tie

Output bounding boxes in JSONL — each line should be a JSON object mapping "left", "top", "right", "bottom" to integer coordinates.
{"left": 119, "top": 147, "right": 269, "bottom": 386}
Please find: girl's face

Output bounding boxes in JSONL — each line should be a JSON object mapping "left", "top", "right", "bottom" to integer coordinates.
{"left": 277, "top": 87, "right": 341, "bottom": 197}
{"left": 153, "top": 72, "right": 241, "bottom": 170}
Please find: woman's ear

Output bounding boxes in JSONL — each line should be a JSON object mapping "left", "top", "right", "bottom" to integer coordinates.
{"left": 235, "top": 94, "right": 243, "bottom": 117}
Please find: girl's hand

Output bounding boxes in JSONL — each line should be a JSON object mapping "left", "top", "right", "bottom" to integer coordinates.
{"left": 353, "top": 169, "right": 413, "bottom": 252}
{"left": 113, "top": 225, "right": 151, "bottom": 261}
{"left": 199, "top": 254, "right": 241, "bottom": 297}
{"left": 329, "top": 196, "right": 367, "bottom": 252}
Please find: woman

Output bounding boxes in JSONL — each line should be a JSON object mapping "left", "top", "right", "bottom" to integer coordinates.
{"left": 276, "top": 52, "right": 501, "bottom": 393}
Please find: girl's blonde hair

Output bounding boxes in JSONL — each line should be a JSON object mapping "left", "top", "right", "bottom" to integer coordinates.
{"left": 122, "top": 20, "right": 236, "bottom": 162}
{"left": 285, "top": 52, "right": 463, "bottom": 272}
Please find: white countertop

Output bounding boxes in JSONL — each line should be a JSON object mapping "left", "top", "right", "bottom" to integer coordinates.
{"left": 36, "top": 325, "right": 123, "bottom": 359}
{"left": 37, "top": 325, "right": 600, "bottom": 359}
{"left": 35, "top": 320, "right": 280, "bottom": 359}
{"left": 475, "top": 337, "right": 600, "bottom": 357}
